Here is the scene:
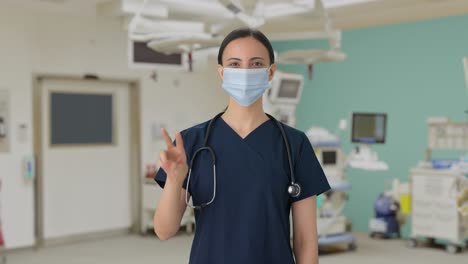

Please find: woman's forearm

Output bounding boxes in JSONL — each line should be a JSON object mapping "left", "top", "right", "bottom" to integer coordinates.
{"left": 154, "top": 177, "right": 186, "bottom": 240}
{"left": 292, "top": 196, "right": 319, "bottom": 264}
{"left": 294, "top": 239, "right": 318, "bottom": 264}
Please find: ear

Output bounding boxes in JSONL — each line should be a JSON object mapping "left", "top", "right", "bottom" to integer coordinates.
{"left": 268, "top": 64, "right": 277, "bottom": 81}
{"left": 217, "top": 64, "right": 224, "bottom": 80}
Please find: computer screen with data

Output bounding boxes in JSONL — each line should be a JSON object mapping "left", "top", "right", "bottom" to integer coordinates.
{"left": 351, "top": 113, "right": 387, "bottom": 144}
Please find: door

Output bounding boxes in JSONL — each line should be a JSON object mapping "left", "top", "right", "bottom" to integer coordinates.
{"left": 36, "top": 78, "right": 135, "bottom": 242}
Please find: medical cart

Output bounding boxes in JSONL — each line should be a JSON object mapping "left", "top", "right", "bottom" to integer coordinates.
{"left": 308, "top": 133, "right": 356, "bottom": 252}
{"left": 317, "top": 182, "right": 356, "bottom": 251}
{"left": 407, "top": 118, "right": 468, "bottom": 254}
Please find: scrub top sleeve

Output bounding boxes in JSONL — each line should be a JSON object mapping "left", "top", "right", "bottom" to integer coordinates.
{"left": 291, "top": 132, "right": 331, "bottom": 203}
{"left": 154, "top": 168, "right": 189, "bottom": 190}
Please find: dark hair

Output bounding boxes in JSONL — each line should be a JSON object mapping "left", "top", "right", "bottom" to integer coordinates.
{"left": 217, "top": 28, "right": 275, "bottom": 66}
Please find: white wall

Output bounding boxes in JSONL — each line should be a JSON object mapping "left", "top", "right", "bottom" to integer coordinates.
{"left": 0, "top": 6, "right": 226, "bottom": 249}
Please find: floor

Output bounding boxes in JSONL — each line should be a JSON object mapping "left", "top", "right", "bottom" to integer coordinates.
{"left": 5, "top": 232, "right": 468, "bottom": 264}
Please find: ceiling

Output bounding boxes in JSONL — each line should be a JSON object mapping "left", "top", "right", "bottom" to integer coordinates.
{"left": 262, "top": 0, "right": 468, "bottom": 37}
{"left": 3, "top": 0, "right": 468, "bottom": 37}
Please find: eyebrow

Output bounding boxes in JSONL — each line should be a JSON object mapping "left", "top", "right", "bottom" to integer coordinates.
{"left": 249, "top": 57, "right": 265, "bottom": 61}
{"left": 226, "top": 57, "right": 266, "bottom": 61}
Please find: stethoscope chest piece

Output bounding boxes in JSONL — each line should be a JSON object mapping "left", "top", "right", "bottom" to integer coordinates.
{"left": 288, "top": 183, "right": 301, "bottom": 198}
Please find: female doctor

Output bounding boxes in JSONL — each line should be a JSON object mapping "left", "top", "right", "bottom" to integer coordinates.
{"left": 154, "top": 28, "right": 330, "bottom": 264}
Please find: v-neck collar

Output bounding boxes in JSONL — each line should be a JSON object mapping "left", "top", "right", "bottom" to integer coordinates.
{"left": 219, "top": 116, "right": 272, "bottom": 141}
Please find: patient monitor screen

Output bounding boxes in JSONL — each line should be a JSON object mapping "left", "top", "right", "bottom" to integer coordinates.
{"left": 352, "top": 113, "right": 387, "bottom": 144}
{"left": 322, "top": 151, "right": 337, "bottom": 165}
{"left": 278, "top": 79, "right": 301, "bottom": 99}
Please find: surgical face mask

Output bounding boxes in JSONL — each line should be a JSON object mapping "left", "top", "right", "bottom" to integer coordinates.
{"left": 221, "top": 67, "right": 270, "bottom": 107}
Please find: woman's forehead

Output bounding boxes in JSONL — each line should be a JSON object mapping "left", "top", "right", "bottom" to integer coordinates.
{"left": 223, "top": 37, "right": 269, "bottom": 60}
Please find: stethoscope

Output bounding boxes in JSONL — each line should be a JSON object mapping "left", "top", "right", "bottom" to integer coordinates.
{"left": 185, "top": 112, "right": 302, "bottom": 210}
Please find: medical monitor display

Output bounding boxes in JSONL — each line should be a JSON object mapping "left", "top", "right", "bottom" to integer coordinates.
{"left": 322, "top": 151, "right": 337, "bottom": 165}
{"left": 268, "top": 72, "right": 304, "bottom": 104}
{"left": 278, "top": 79, "right": 301, "bottom": 99}
{"left": 351, "top": 113, "right": 387, "bottom": 144}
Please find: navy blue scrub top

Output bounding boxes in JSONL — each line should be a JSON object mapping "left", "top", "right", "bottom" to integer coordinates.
{"left": 155, "top": 116, "right": 331, "bottom": 264}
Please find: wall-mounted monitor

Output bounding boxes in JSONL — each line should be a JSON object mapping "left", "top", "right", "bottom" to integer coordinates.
{"left": 351, "top": 112, "right": 387, "bottom": 144}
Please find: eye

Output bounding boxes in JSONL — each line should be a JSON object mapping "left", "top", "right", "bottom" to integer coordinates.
{"left": 251, "top": 61, "right": 264, "bottom": 67}
{"left": 228, "top": 62, "right": 240, "bottom": 68}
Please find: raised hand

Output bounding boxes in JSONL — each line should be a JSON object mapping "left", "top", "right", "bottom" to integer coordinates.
{"left": 158, "top": 128, "right": 188, "bottom": 184}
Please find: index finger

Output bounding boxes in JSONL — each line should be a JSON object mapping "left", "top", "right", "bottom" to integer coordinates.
{"left": 161, "top": 128, "right": 174, "bottom": 148}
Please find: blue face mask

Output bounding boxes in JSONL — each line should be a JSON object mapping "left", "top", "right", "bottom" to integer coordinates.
{"left": 222, "top": 67, "right": 270, "bottom": 107}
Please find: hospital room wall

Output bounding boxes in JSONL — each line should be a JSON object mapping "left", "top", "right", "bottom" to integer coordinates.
{"left": 0, "top": 7, "right": 225, "bottom": 249}
{"left": 273, "top": 14, "right": 468, "bottom": 236}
